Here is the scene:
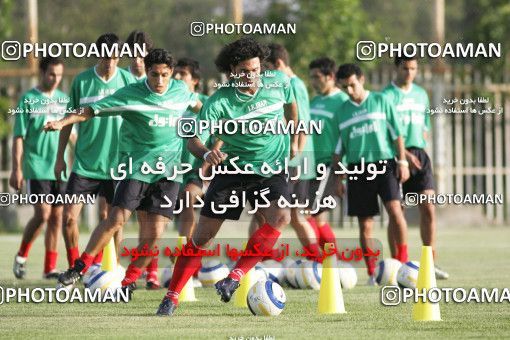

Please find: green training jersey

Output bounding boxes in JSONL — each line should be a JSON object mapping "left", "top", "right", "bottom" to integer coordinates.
{"left": 198, "top": 70, "right": 295, "bottom": 177}
{"left": 181, "top": 93, "right": 210, "bottom": 169}
{"left": 382, "top": 82, "right": 430, "bottom": 149}
{"left": 89, "top": 79, "right": 198, "bottom": 184}
{"left": 67, "top": 66, "right": 136, "bottom": 179}
{"left": 289, "top": 75, "right": 316, "bottom": 180}
{"left": 309, "top": 89, "right": 349, "bottom": 165}
{"left": 335, "top": 91, "right": 402, "bottom": 164}
{"left": 13, "top": 88, "right": 70, "bottom": 180}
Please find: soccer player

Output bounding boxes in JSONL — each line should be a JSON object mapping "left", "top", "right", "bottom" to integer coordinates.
{"left": 55, "top": 33, "right": 135, "bottom": 270}
{"left": 11, "top": 57, "right": 71, "bottom": 279}
{"left": 308, "top": 57, "right": 349, "bottom": 250}
{"left": 334, "top": 63, "right": 410, "bottom": 285}
{"left": 157, "top": 37, "right": 298, "bottom": 316}
{"left": 45, "top": 48, "right": 201, "bottom": 293}
{"left": 125, "top": 30, "right": 153, "bottom": 81}
{"left": 382, "top": 56, "right": 448, "bottom": 279}
{"left": 249, "top": 43, "right": 321, "bottom": 260}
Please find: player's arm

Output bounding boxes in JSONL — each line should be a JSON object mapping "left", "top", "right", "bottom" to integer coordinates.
{"left": 200, "top": 138, "right": 224, "bottom": 177}
{"left": 189, "top": 99, "right": 203, "bottom": 113}
{"left": 187, "top": 137, "right": 225, "bottom": 166}
{"left": 332, "top": 138, "right": 347, "bottom": 196}
{"left": 284, "top": 101, "right": 298, "bottom": 159}
{"left": 9, "top": 137, "right": 24, "bottom": 191}
{"left": 394, "top": 137, "right": 410, "bottom": 182}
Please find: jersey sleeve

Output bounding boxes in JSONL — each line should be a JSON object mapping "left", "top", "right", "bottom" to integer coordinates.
{"left": 66, "top": 77, "right": 81, "bottom": 114}
{"left": 13, "top": 96, "right": 29, "bottom": 138}
{"left": 383, "top": 95, "right": 402, "bottom": 141}
{"left": 88, "top": 88, "right": 129, "bottom": 117}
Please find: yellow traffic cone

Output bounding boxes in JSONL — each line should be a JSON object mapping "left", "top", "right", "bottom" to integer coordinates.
{"left": 177, "top": 236, "right": 197, "bottom": 302}
{"left": 234, "top": 242, "right": 257, "bottom": 307}
{"left": 101, "top": 238, "right": 117, "bottom": 272}
{"left": 412, "top": 246, "right": 441, "bottom": 321}
{"left": 318, "top": 243, "right": 346, "bottom": 314}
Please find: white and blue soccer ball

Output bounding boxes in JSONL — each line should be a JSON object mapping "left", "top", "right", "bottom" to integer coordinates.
{"left": 82, "top": 264, "right": 101, "bottom": 288}
{"left": 87, "top": 270, "right": 122, "bottom": 293}
{"left": 253, "top": 264, "right": 268, "bottom": 283}
{"left": 338, "top": 261, "right": 358, "bottom": 290}
{"left": 261, "top": 260, "right": 285, "bottom": 285}
{"left": 374, "top": 258, "right": 402, "bottom": 286}
{"left": 397, "top": 261, "right": 420, "bottom": 289}
{"left": 247, "top": 280, "right": 286, "bottom": 316}
{"left": 198, "top": 260, "right": 229, "bottom": 287}
{"left": 285, "top": 259, "right": 302, "bottom": 289}
{"left": 300, "top": 260, "right": 322, "bottom": 290}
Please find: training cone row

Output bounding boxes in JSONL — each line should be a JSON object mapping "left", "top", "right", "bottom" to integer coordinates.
{"left": 234, "top": 242, "right": 256, "bottom": 307}
{"left": 178, "top": 236, "right": 197, "bottom": 302}
{"left": 101, "top": 238, "right": 117, "bottom": 272}
{"left": 412, "top": 246, "right": 441, "bottom": 321}
{"left": 318, "top": 243, "right": 346, "bottom": 314}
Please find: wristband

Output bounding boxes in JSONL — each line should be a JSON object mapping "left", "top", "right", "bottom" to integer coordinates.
{"left": 397, "top": 160, "right": 409, "bottom": 167}
{"left": 203, "top": 151, "right": 212, "bottom": 161}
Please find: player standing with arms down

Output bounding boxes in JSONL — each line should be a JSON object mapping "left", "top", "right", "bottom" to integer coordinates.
{"left": 45, "top": 48, "right": 201, "bottom": 292}
{"left": 382, "top": 56, "right": 448, "bottom": 279}
{"left": 157, "top": 37, "right": 298, "bottom": 316}
{"left": 334, "top": 63, "right": 410, "bottom": 285}
{"left": 11, "top": 57, "right": 72, "bottom": 279}
{"left": 55, "top": 33, "right": 135, "bottom": 270}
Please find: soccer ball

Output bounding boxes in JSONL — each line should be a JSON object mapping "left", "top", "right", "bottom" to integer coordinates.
{"left": 261, "top": 260, "right": 285, "bottom": 284}
{"left": 397, "top": 261, "right": 420, "bottom": 288}
{"left": 286, "top": 259, "right": 306, "bottom": 289}
{"left": 338, "top": 261, "right": 358, "bottom": 290}
{"left": 82, "top": 264, "right": 101, "bottom": 288}
{"left": 280, "top": 258, "right": 297, "bottom": 287}
{"left": 253, "top": 264, "right": 268, "bottom": 282}
{"left": 247, "top": 280, "right": 286, "bottom": 316}
{"left": 375, "top": 258, "right": 402, "bottom": 286}
{"left": 300, "top": 260, "right": 322, "bottom": 290}
{"left": 161, "top": 264, "right": 174, "bottom": 288}
{"left": 87, "top": 270, "right": 122, "bottom": 293}
{"left": 198, "top": 260, "right": 229, "bottom": 286}
{"left": 115, "top": 265, "right": 126, "bottom": 280}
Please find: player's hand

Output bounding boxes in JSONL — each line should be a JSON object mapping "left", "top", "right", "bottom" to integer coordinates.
{"left": 335, "top": 180, "right": 345, "bottom": 197}
{"left": 54, "top": 157, "right": 67, "bottom": 181}
{"left": 204, "top": 150, "right": 227, "bottom": 166}
{"left": 9, "top": 169, "right": 23, "bottom": 191}
{"left": 43, "top": 120, "right": 64, "bottom": 131}
{"left": 398, "top": 164, "right": 410, "bottom": 183}
{"left": 406, "top": 152, "right": 422, "bottom": 171}
{"left": 290, "top": 140, "right": 298, "bottom": 160}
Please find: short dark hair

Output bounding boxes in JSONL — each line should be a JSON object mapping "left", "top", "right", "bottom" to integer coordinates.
{"left": 126, "top": 30, "right": 153, "bottom": 52}
{"left": 39, "top": 57, "right": 63, "bottom": 72}
{"left": 176, "top": 57, "right": 201, "bottom": 80}
{"left": 267, "top": 43, "right": 289, "bottom": 66}
{"left": 96, "top": 33, "right": 121, "bottom": 49}
{"left": 308, "top": 57, "right": 336, "bottom": 76}
{"left": 214, "top": 37, "right": 269, "bottom": 73}
{"left": 394, "top": 56, "right": 418, "bottom": 66}
{"left": 144, "top": 48, "right": 175, "bottom": 70}
{"left": 336, "top": 63, "right": 363, "bottom": 80}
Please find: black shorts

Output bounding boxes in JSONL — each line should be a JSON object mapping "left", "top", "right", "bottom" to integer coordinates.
{"left": 201, "top": 173, "right": 290, "bottom": 220}
{"left": 347, "top": 159, "right": 401, "bottom": 217}
{"left": 288, "top": 167, "right": 309, "bottom": 206}
{"left": 66, "top": 172, "right": 117, "bottom": 204}
{"left": 402, "top": 148, "right": 435, "bottom": 195}
{"left": 112, "top": 179, "right": 180, "bottom": 219}
{"left": 26, "top": 180, "right": 67, "bottom": 206}
{"left": 308, "top": 165, "right": 338, "bottom": 215}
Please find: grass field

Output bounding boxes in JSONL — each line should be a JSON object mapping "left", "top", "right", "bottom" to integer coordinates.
{"left": 0, "top": 224, "right": 509, "bottom": 339}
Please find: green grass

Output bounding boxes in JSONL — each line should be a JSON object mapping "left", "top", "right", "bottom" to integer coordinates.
{"left": 0, "top": 225, "right": 509, "bottom": 339}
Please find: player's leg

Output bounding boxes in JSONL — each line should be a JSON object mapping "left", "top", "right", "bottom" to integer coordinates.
{"left": 43, "top": 204, "right": 63, "bottom": 278}
{"left": 62, "top": 203, "right": 85, "bottom": 266}
{"left": 387, "top": 218, "right": 398, "bottom": 258}
{"left": 384, "top": 200, "right": 408, "bottom": 263}
{"left": 13, "top": 202, "right": 51, "bottom": 279}
{"left": 290, "top": 209, "right": 322, "bottom": 261}
{"left": 358, "top": 215, "right": 377, "bottom": 285}
{"left": 178, "top": 181, "right": 202, "bottom": 240}
{"left": 418, "top": 189, "right": 435, "bottom": 249}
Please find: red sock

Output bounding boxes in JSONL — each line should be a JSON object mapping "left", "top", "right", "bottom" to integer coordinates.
{"left": 18, "top": 241, "right": 32, "bottom": 258}
{"left": 44, "top": 250, "right": 58, "bottom": 274}
{"left": 167, "top": 240, "right": 204, "bottom": 304}
{"left": 306, "top": 217, "right": 321, "bottom": 240}
{"left": 193, "top": 263, "right": 202, "bottom": 277}
{"left": 303, "top": 243, "right": 322, "bottom": 263}
{"left": 78, "top": 252, "right": 95, "bottom": 273}
{"left": 396, "top": 244, "right": 408, "bottom": 263}
{"left": 122, "top": 264, "right": 143, "bottom": 286}
{"left": 365, "top": 255, "right": 377, "bottom": 276}
{"left": 229, "top": 223, "right": 281, "bottom": 281}
{"left": 66, "top": 247, "right": 80, "bottom": 267}
{"left": 93, "top": 250, "right": 103, "bottom": 265}
{"left": 147, "top": 257, "right": 159, "bottom": 273}
{"left": 318, "top": 223, "right": 337, "bottom": 249}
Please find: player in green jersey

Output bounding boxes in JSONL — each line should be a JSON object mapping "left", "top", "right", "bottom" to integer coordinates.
{"left": 307, "top": 57, "right": 349, "bottom": 252}
{"left": 382, "top": 56, "right": 448, "bottom": 280}
{"left": 158, "top": 38, "right": 298, "bottom": 316}
{"left": 11, "top": 57, "right": 72, "bottom": 279}
{"left": 248, "top": 43, "right": 322, "bottom": 262}
{"left": 125, "top": 30, "right": 153, "bottom": 81}
{"left": 334, "top": 63, "right": 410, "bottom": 285}
{"left": 55, "top": 33, "right": 136, "bottom": 271}
{"left": 45, "top": 48, "right": 202, "bottom": 294}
